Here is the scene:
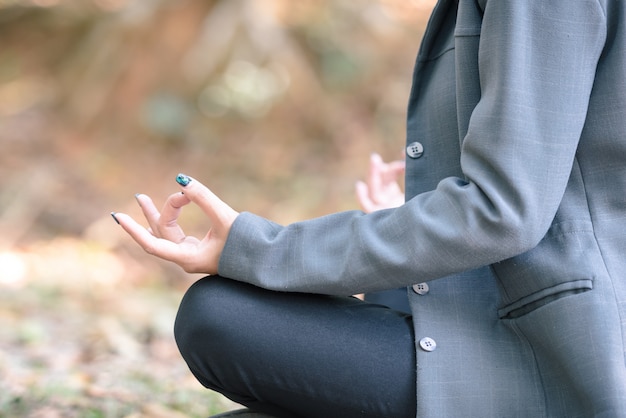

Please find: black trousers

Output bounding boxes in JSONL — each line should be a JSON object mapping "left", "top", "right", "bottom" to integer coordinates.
{"left": 174, "top": 277, "right": 417, "bottom": 418}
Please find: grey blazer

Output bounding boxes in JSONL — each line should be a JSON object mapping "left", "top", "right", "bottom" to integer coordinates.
{"left": 219, "top": 0, "right": 626, "bottom": 416}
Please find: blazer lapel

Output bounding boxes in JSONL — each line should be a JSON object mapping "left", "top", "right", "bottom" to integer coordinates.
{"left": 417, "top": 0, "right": 454, "bottom": 63}
{"left": 408, "top": 0, "right": 456, "bottom": 119}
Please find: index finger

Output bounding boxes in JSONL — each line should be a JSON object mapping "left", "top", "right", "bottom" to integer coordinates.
{"left": 113, "top": 212, "right": 188, "bottom": 263}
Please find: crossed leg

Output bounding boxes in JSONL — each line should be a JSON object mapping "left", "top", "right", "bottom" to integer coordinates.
{"left": 174, "top": 277, "right": 416, "bottom": 418}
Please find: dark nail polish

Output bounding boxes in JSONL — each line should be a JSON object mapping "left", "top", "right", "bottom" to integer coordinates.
{"left": 176, "top": 173, "right": 191, "bottom": 187}
{"left": 111, "top": 212, "right": 120, "bottom": 225}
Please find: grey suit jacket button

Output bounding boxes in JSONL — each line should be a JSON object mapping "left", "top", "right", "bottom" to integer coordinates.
{"left": 412, "top": 283, "right": 430, "bottom": 295}
{"left": 419, "top": 337, "right": 437, "bottom": 352}
{"left": 406, "top": 141, "right": 424, "bottom": 158}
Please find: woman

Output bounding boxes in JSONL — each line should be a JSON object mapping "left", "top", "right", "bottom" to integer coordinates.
{"left": 113, "top": 0, "right": 626, "bottom": 416}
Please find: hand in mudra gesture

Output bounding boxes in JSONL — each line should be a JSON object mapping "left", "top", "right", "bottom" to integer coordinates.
{"left": 112, "top": 153, "right": 403, "bottom": 276}
{"left": 356, "top": 153, "right": 405, "bottom": 213}
{"left": 112, "top": 174, "right": 239, "bottom": 275}
{"left": 354, "top": 153, "right": 405, "bottom": 300}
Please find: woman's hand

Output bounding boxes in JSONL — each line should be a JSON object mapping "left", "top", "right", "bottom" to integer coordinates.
{"left": 112, "top": 174, "right": 239, "bottom": 275}
{"left": 355, "top": 153, "right": 405, "bottom": 213}
{"left": 354, "top": 153, "right": 404, "bottom": 300}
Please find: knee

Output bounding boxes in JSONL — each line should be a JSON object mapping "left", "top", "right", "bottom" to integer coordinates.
{"left": 174, "top": 276, "right": 241, "bottom": 360}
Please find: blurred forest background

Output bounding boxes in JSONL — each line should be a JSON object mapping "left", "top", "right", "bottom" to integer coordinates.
{"left": 0, "top": 0, "right": 434, "bottom": 416}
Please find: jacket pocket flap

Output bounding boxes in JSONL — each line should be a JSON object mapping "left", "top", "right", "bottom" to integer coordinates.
{"left": 497, "top": 279, "right": 592, "bottom": 319}
{"left": 492, "top": 221, "right": 601, "bottom": 319}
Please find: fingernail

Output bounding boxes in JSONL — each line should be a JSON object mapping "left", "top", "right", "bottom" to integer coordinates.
{"left": 176, "top": 173, "right": 191, "bottom": 187}
{"left": 111, "top": 212, "right": 120, "bottom": 225}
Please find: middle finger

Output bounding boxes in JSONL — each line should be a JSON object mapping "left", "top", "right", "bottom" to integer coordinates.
{"left": 135, "top": 192, "right": 189, "bottom": 242}
{"left": 156, "top": 192, "right": 190, "bottom": 241}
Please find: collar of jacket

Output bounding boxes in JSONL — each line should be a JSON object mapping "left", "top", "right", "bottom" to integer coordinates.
{"left": 418, "top": 0, "right": 488, "bottom": 62}
{"left": 416, "top": 0, "right": 456, "bottom": 63}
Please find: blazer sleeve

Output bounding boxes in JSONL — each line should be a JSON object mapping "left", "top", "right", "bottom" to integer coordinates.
{"left": 218, "top": 0, "right": 608, "bottom": 295}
